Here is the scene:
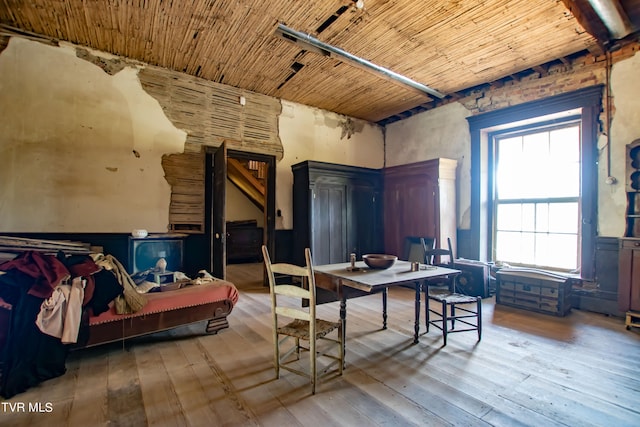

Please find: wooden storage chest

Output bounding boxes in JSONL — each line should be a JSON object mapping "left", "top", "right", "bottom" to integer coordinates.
{"left": 496, "top": 269, "right": 572, "bottom": 316}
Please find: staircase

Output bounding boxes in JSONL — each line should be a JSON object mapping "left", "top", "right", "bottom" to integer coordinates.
{"left": 227, "top": 158, "right": 267, "bottom": 210}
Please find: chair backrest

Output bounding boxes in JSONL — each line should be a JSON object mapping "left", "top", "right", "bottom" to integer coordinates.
{"left": 262, "top": 245, "right": 317, "bottom": 328}
{"left": 424, "top": 237, "right": 454, "bottom": 267}
{"left": 403, "top": 236, "right": 436, "bottom": 263}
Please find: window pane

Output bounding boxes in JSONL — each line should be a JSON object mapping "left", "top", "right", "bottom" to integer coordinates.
{"left": 520, "top": 232, "right": 535, "bottom": 264}
{"left": 538, "top": 233, "right": 578, "bottom": 270}
{"left": 523, "top": 132, "right": 548, "bottom": 163}
{"left": 496, "top": 137, "right": 524, "bottom": 199}
{"left": 536, "top": 203, "right": 549, "bottom": 232}
{"left": 548, "top": 203, "right": 579, "bottom": 233}
{"left": 495, "top": 231, "right": 510, "bottom": 262}
{"left": 496, "top": 231, "right": 522, "bottom": 263}
{"left": 496, "top": 127, "right": 581, "bottom": 200}
{"left": 548, "top": 163, "right": 580, "bottom": 197}
{"left": 550, "top": 126, "right": 579, "bottom": 163}
{"left": 496, "top": 204, "right": 522, "bottom": 231}
{"left": 521, "top": 204, "right": 535, "bottom": 232}
{"left": 534, "top": 233, "right": 553, "bottom": 267}
{"left": 493, "top": 123, "right": 580, "bottom": 272}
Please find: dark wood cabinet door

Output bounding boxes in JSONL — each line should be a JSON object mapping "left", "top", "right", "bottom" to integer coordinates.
{"left": 619, "top": 238, "right": 640, "bottom": 312}
{"left": 632, "top": 249, "right": 640, "bottom": 312}
{"left": 349, "top": 184, "right": 383, "bottom": 257}
{"left": 311, "top": 183, "right": 348, "bottom": 265}
{"left": 383, "top": 158, "right": 457, "bottom": 260}
{"left": 384, "top": 174, "right": 438, "bottom": 258}
{"left": 292, "top": 160, "right": 383, "bottom": 267}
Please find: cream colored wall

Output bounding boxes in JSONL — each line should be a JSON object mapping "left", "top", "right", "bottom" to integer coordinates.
{"left": 600, "top": 52, "right": 640, "bottom": 236}
{"left": 0, "top": 37, "right": 385, "bottom": 233}
{"left": 385, "top": 51, "right": 640, "bottom": 238}
{"left": 276, "top": 100, "right": 385, "bottom": 229}
{"left": 385, "top": 103, "right": 472, "bottom": 229}
{"left": 0, "top": 38, "right": 185, "bottom": 232}
{"left": 226, "top": 101, "right": 385, "bottom": 230}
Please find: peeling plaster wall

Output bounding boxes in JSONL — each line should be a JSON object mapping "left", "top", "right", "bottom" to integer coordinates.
{"left": 276, "top": 100, "right": 384, "bottom": 229}
{"left": 600, "top": 52, "right": 640, "bottom": 237}
{"left": 385, "top": 103, "right": 472, "bottom": 229}
{"left": 0, "top": 38, "right": 385, "bottom": 234}
{"left": 0, "top": 38, "right": 185, "bottom": 232}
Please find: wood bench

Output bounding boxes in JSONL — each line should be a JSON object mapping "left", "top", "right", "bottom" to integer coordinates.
{"left": 82, "top": 280, "right": 239, "bottom": 347}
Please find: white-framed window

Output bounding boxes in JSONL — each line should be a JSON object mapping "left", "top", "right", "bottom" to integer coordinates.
{"left": 493, "top": 122, "right": 581, "bottom": 271}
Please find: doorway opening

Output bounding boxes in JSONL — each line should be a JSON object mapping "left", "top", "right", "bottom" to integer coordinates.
{"left": 206, "top": 144, "right": 275, "bottom": 280}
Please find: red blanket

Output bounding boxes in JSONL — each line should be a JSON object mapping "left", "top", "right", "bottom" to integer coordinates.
{"left": 90, "top": 281, "right": 239, "bottom": 326}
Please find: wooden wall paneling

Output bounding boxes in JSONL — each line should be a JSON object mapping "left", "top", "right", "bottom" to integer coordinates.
{"left": 572, "top": 236, "right": 622, "bottom": 317}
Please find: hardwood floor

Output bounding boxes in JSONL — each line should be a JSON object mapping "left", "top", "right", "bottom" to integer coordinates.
{"left": 1, "top": 262, "right": 639, "bottom": 426}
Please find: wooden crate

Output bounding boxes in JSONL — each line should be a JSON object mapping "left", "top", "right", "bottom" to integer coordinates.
{"left": 496, "top": 269, "right": 572, "bottom": 317}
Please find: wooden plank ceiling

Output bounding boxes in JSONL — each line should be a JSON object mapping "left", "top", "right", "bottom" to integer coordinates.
{"left": 0, "top": 0, "right": 638, "bottom": 124}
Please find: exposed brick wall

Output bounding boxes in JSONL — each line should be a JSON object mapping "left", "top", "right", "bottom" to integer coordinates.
{"left": 449, "top": 41, "right": 639, "bottom": 118}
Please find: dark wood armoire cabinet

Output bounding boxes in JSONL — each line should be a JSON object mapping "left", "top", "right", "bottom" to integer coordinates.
{"left": 292, "top": 161, "right": 383, "bottom": 266}
{"left": 383, "top": 158, "right": 457, "bottom": 259}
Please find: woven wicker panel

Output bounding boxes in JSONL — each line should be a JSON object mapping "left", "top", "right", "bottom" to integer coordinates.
{"left": 162, "top": 151, "right": 205, "bottom": 233}
{"left": 139, "top": 66, "right": 282, "bottom": 157}
{"left": 141, "top": 66, "right": 283, "bottom": 233}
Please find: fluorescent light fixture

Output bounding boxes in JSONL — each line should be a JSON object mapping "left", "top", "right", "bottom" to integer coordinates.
{"left": 587, "top": 0, "right": 634, "bottom": 39}
{"left": 275, "top": 23, "right": 445, "bottom": 99}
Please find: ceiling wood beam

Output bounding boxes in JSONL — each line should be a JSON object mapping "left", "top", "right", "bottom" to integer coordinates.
{"left": 559, "top": 56, "right": 572, "bottom": 67}
{"left": 560, "top": 0, "right": 610, "bottom": 53}
{"left": 532, "top": 65, "right": 549, "bottom": 76}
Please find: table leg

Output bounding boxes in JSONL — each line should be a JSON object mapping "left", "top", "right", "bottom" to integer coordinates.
{"left": 340, "top": 293, "right": 347, "bottom": 369}
{"left": 414, "top": 281, "right": 422, "bottom": 344}
{"left": 382, "top": 287, "right": 388, "bottom": 330}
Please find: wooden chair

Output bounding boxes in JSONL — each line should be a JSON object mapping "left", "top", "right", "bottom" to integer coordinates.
{"left": 423, "top": 237, "right": 455, "bottom": 291}
{"left": 424, "top": 236, "right": 453, "bottom": 267}
{"left": 261, "top": 245, "right": 343, "bottom": 394}
{"left": 402, "top": 236, "right": 436, "bottom": 263}
{"left": 424, "top": 238, "right": 482, "bottom": 346}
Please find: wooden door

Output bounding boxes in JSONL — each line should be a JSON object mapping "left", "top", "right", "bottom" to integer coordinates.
{"left": 383, "top": 158, "right": 457, "bottom": 259}
{"left": 311, "top": 183, "right": 348, "bottom": 264}
{"left": 349, "top": 183, "right": 383, "bottom": 257}
{"left": 226, "top": 149, "right": 276, "bottom": 263}
{"left": 212, "top": 143, "right": 227, "bottom": 279}
{"left": 619, "top": 238, "right": 640, "bottom": 312}
{"left": 384, "top": 174, "right": 438, "bottom": 258}
{"left": 632, "top": 247, "right": 640, "bottom": 311}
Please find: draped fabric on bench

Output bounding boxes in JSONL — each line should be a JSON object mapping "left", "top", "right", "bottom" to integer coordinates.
{"left": 0, "top": 250, "right": 239, "bottom": 398}
{"left": 90, "top": 281, "right": 239, "bottom": 325}
{"left": 85, "top": 280, "right": 239, "bottom": 347}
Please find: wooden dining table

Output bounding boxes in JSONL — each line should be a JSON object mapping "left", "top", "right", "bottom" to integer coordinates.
{"left": 314, "top": 260, "right": 460, "bottom": 349}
